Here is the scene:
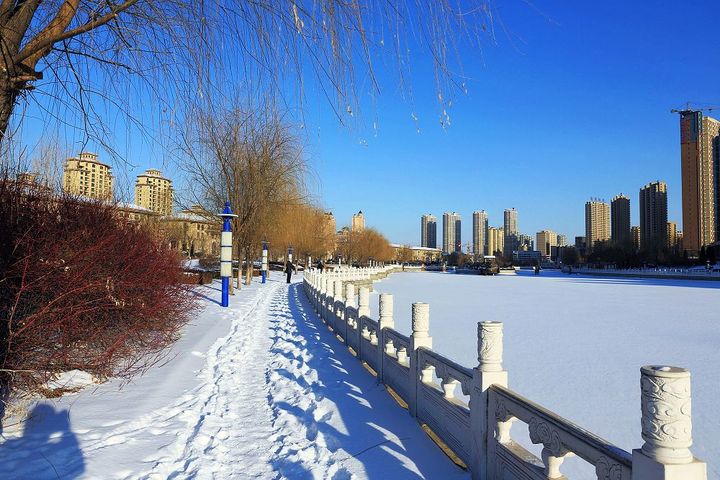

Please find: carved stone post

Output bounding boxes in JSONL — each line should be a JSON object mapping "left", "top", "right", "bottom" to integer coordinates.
{"left": 344, "top": 283, "right": 356, "bottom": 344}
{"left": 357, "top": 287, "right": 370, "bottom": 360}
{"left": 319, "top": 276, "right": 327, "bottom": 321}
{"left": 632, "top": 366, "right": 706, "bottom": 480}
{"left": 311, "top": 273, "right": 317, "bottom": 309}
{"left": 377, "top": 293, "right": 394, "bottom": 384}
{"left": 409, "top": 302, "right": 431, "bottom": 418}
{"left": 326, "top": 276, "right": 334, "bottom": 321}
{"left": 470, "top": 321, "right": 509, "bottom": 480}
{"left": 332, "top": 280, "right": 343, "bottom": 332}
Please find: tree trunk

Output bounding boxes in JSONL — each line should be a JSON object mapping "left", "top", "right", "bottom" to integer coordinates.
{"left": 236, "top": 252, "right": 242, "bottom": 290}
{"left": 0, "top": 79, "right": 18, "bottom": 146}
{"left": 244, "top": 250, "right": 253, "bottom": 286}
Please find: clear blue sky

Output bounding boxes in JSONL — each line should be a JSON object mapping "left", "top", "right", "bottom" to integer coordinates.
{"left": 15, "top": 1, "right": 720, "bottom": 246}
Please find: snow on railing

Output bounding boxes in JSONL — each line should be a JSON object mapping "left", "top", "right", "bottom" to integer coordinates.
{"left": 302, "top": 268, "right": 709, "bottom": 480}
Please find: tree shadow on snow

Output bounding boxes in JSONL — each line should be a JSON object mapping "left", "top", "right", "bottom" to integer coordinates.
{"left": 268, "top": 283, "right": 467, "bottom": 479}
{"left": 0, "top": 403, "right": 85, "bottom": 479}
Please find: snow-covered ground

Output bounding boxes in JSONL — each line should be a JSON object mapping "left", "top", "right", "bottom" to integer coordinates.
{"left": 0, "top": 276, "right": 466, "bottom": 479}
{"left": 371, "top": 270, "right": 720, "bottom": 479}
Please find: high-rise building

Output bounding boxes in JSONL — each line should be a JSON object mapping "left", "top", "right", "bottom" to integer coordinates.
{"left": 680, "top": 110, "right": 720, "bottom": 255}
{"left": 667, "top": 221, "right": 678, "bottom": 249}
{"left": 323, "top": 212, "right": 336, "bottom": 258}
{"left": 62, "top": 152, "right": 114, "bottom": 200}
{"left": 488, "top": 227, "right": 504, "bottom": 256}
{"left": 421, "top": 214, "right": 437, "bottom": 248}
{"left": 503, "top": 208, "right": 518, "bottom": 236}
{"left": 640, "top": 181, "right": 668, "bottom": 253}
{"left": 442, "top": 212, "right": 462, "bottom": 254}
{"left": 536, "top": 230, "right": 556, "bottom": 259}
{"left": 585, "top": 200, "right": 610, "bottom": 251}
{"left": 631, "top": 226, "right": 641, "bottom": 251}
{"left": 472, "top": 210, "right": 489, "bottom": 255}
{"left": 351, "top": 211, "right": 365, "bottom": 231}
{"left": 503, "top": 208, "right": 518, "bottom": 257}
{"left": 135, "top": 169, "right": 173, "bottom": 215}
{"left": 557, "top": 234, "right": 568, "bottom": 247}
{"left": 611, "top": 194, "right": 631, "bottom": 245}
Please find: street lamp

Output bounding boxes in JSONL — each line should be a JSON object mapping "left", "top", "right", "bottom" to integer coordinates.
{"left": 261, "top": 241, "right": 269, "bottom": 284}
{"left": 218, "top": 202, "right": 237, "bottom": 308}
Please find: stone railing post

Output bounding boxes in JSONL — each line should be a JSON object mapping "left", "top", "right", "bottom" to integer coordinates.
{"left": 409, "top": 302, "right": 431, "bottom": 418}
{"left": 332, "top": 280, "right": 343, "bottom": 331}
{"left": 344, "top": 283, "right": 356, "bottom": 344}
{"left": 311, "top": 273, "right": 318, "bottom": 309}
{"left": 357, "top": 286, "right": 370, "bottom": 360}
{"left": 471, "top": 321, "right": 508, "bottom": 480}
{"left": 378, "top": 293, "right": 394, "bottom": 384}
{"left": 319, "top": 276, "right": 327, "bottom": 320}
{"left": 325, "top": 276, "right": 334, "bottom": 322}
{"left": 632, "top": 366, "right": 706, "bottom": 480}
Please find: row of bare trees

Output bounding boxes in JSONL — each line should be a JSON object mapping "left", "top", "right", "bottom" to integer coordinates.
{"left": 336, "top": 228, "right": 394, "bottom": 265}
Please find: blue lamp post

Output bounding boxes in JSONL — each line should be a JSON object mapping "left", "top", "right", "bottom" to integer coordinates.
{"left": 219, "top": 202, "right": 238, "bottom": 307}
{"left": 261, "top": 241, "right": 269, "bottom": 284}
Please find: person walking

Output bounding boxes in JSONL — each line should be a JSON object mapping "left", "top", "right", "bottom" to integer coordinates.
{"left": 316, "top": 259, "right": 324, "bottom": 272}
{"left": 285, "top": 259, "right": 296, "bottom": 283}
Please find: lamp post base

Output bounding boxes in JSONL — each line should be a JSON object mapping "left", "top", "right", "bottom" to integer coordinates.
{"left": 221, "top": 277, "right": 230, "bottom": 307}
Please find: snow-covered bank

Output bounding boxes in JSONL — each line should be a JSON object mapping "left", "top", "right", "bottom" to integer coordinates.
{"left": 370, "top": 270, "right": 720, "bottom": 479}
{"left": 0, "top": 277, "right": 466, "bottom": 479}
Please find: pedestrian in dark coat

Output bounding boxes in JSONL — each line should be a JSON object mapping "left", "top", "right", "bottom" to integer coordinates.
{"left": 285, "top": 260, "right": 296, "bottom": 283}
{"left": 316, "top": 260, "right": 324, "bottom": 272}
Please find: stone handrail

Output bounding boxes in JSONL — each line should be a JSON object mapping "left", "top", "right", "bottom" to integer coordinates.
{"left": 302, "top": 268, "right": 708, "bottom": 480}
{"left": 488, "top": 384, "right": 632, "bottom": 479}
{"left": 418, "top": 347, "right": 473, "bottom": 404}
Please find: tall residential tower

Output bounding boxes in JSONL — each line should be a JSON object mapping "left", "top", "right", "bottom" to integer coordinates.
{"left": 585, "top": 200, "right": 610, "bottom": 251}
{"left": 135, "top": 169, "right": 174, "bottom": 215}
{"left": 62, "top": 152, "right": 114, "bottom": 200}
{"left": 679, "top": 111, "right": 720, "bottom": 254}
{"left": 611, "top": 194, "right": 631, "bottom": 245}
{"left": 503, "top": 208, "right": 518, "bottom": 257}
{"left": 639, "top": 181, "right": 668, "bottom": 253}
{"left": 351, "top": 211, "right": 365, "bottom": 231}
{"left": 421, "top": 214, "right": 438, "bottom": 248}
{"left": 442, "top": 212, "right": 462, "bottom": 254}
{"left": 472, "top": 210, "right": 488, "bottom": 255}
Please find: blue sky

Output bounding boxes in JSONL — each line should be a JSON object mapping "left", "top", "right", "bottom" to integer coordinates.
{"left": 15, "top": 1, "right": 720, "bottom": 246}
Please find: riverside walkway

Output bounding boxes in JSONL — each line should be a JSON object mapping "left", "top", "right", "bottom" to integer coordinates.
{"left": 0, "top": 277, "right": 466, "bottom": 479}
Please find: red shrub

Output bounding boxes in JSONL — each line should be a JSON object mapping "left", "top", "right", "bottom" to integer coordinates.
{"left": 0, "top": 179, "right": 197, "bottom": 402}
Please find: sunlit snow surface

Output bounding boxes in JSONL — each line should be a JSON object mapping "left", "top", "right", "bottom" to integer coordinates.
{"left": 370, "top": 270, "right": 720, "bottom": 479}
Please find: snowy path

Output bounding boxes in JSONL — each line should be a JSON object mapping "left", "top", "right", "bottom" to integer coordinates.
{"left": 0, "top": 278, "right": 467, "bottom": 479}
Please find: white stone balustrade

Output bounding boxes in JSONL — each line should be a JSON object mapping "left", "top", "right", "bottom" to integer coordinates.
{"left": 300, "top": 267, "right": 709, "bottom": 480}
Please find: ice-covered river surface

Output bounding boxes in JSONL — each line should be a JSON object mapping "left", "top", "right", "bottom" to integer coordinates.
{"left": 370, "top": 269, "right": 720, "bottom": 478}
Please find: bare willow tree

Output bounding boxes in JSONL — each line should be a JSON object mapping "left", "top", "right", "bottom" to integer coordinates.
{"left": 0, "top": 1, "right": 497, "bottom": 153}
{"left": 181, "top": 103, "right": 307, "bottom": 287}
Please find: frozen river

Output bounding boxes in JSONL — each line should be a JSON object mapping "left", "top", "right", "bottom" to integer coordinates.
{"left": 370, "top": 269, "right": 720, "bottom": 478}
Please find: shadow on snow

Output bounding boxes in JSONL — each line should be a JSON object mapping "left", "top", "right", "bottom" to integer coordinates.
{"left": 0, "top": 404, "right": 85, "bottom": 479}
{"left": 268, "top": 282, "right": 465, "bottom": 479}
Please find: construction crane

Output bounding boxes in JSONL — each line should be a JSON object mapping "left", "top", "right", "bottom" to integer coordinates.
{"left": 670, "top": 102, "right": 719, "bottom": 114}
